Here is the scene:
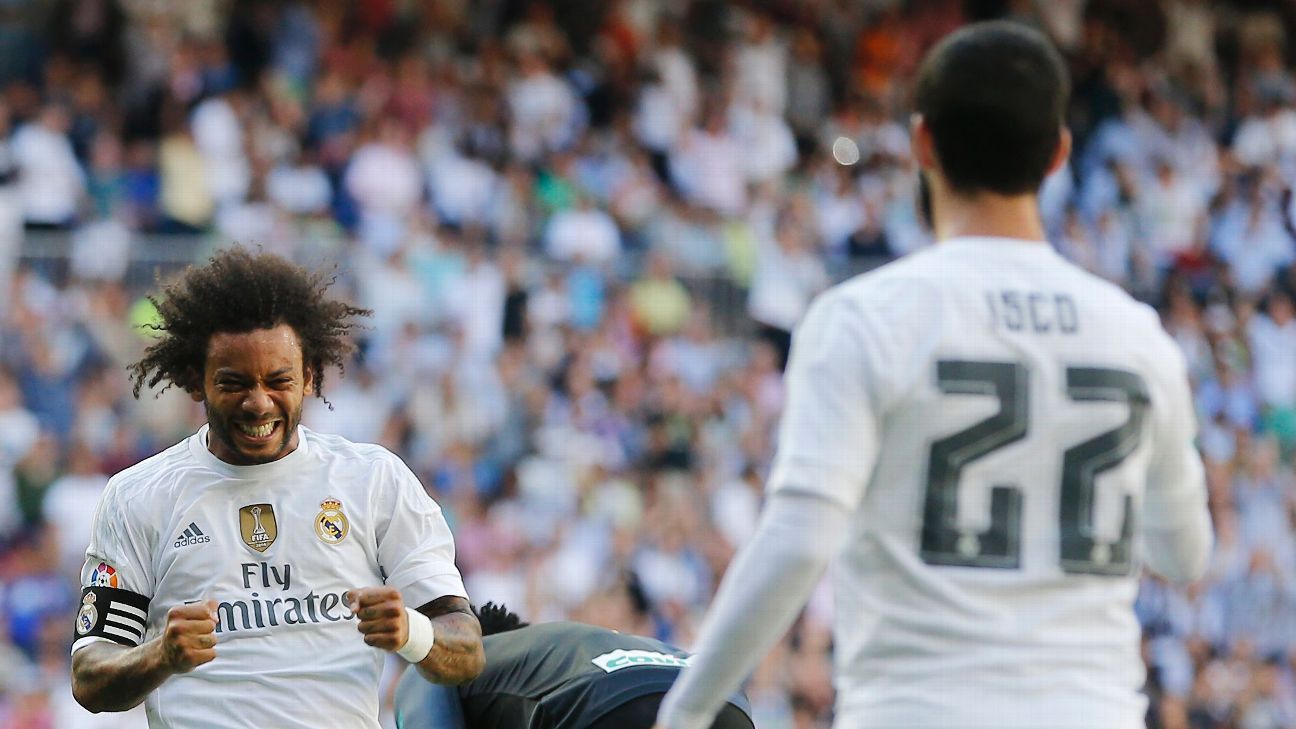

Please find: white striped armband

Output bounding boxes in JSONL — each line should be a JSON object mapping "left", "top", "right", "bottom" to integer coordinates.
{"left": 73, "top": 586, "right": 150, "bottom": 647}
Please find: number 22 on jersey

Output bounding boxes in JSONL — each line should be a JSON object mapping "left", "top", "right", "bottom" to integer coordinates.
{"left": 920, "top": 360, "right": 1149, "bottom": 576}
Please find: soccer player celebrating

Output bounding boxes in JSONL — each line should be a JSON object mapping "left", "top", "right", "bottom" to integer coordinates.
{"left": 657, "top": 21, "right": 1212, "bottom": 729}
{"left": 70, "top": 248, "right": 484, "bottom": 727}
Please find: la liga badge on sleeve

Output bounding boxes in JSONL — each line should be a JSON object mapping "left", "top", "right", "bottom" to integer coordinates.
{"left": 315, "top": 497, "right": 349, "bottom": 544}
{"left": 92, "top": 562, "right": 118, "bottom": 588}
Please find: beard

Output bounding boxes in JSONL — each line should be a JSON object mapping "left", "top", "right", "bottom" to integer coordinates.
{"left": 205, "top": 399, "right": 303, "bottom": 465}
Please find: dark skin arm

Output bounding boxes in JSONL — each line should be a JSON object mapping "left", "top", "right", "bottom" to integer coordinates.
{"left": 413, "top": 595, "right": 486, "bottom": 684}
{"left": 71, "top": 600, "right": 218, "bottom": 713}
{"left": 349, "top": 588, "right": 485, "bottom": 684}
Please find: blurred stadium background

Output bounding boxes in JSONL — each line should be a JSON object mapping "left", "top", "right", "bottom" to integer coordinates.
{"left": 0, "top": 0, "right": 1292, "bottom": 727}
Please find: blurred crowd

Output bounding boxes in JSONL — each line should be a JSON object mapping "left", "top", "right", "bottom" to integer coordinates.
{"left": 0, "top": 0, "right": 1295, "bottom": 727}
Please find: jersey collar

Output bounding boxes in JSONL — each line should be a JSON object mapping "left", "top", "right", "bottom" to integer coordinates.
{"left": 940, "top": 236, "right": 1057, "bottom": 251}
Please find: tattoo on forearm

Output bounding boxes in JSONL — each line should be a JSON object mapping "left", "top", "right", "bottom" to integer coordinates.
{"left": 72, "top": 640, "right": 169, "bottom": 713}
{"left": 415, "top": 596, "right": 484, "bottom": 684}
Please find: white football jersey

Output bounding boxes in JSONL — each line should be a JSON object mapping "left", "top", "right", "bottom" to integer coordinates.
{"left": 73, "top": 426, "right": 467, "bottom": 729}
{"left": 769, "top": 237, "right": 1207, "bottom": 728}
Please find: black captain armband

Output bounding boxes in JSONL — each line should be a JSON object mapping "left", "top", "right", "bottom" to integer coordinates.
{"left": 73, "top": 586, "right": 151, "bottom": 647}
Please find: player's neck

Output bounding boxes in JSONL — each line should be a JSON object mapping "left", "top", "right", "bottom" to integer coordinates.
{"left": 932, "top": 191, "right": 1048, "bottom": 244}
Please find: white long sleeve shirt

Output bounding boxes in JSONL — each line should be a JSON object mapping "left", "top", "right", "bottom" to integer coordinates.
{"left": 660, "top": 237, "right": 1213, "bottom": 729}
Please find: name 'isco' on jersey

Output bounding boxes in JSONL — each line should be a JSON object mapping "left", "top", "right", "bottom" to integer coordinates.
{"left": 769, "top": 237, "right": 1207, "bottom": 729}
{"left": 75, "top": 426, "right": 467, "bottom": 729}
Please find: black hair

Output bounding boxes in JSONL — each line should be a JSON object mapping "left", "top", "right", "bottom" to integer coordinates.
{"left": 474, "top": 602, "right": 529, "bottom": 636}
{"left": 914, "top": 20, "right": 1069, "bottom": 195}
{"left": 128, "top": 246, "right": 371, "bottom": 400}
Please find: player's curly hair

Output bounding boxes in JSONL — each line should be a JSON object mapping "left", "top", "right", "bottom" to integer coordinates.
{"left": 474, "top": 602, "right": 529, "bottom": 636}
{"left": 128, "top": 246, "right": 371, "bottom": 400}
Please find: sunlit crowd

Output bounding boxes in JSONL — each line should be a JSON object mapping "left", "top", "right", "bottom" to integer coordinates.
{"left": 0, "top": 1, "right": 1294, "bottom": 727}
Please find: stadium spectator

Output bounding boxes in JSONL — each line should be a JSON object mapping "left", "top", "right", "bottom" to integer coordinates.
{"left": 630, "top": 252, "right": 691, "bottom": 338}
{"left": 346, "top": 117, "right": 424, "bottom": 255}
{"left": 746, "top": 213, "right": 829, "bottom": 369}
{"left": 544, "top": 194, "right": 621, "bottom": 265}
{"left": 12, "top": 104, "right": 84, "bottom": 229}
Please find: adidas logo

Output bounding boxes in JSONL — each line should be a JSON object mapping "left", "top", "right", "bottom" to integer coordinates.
{"left": 174, "top": 522, "right": 212, "bottom": 549}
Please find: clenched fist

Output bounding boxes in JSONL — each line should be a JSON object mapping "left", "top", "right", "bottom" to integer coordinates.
{"left": 347, "top": 587, "right": 408, "bottom": 651}
{"left": 160, "top": 600, "right": 218, "bottom": 673}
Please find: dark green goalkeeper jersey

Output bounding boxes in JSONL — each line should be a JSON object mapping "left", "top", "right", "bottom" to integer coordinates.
{"left": 395, "top": 621, "right": 752, "bottom": 729}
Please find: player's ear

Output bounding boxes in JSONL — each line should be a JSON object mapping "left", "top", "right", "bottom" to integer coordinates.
{"left": 303, "top": 366, "right": 314, "bottom": 396}
{"left": 1047, "top": 127, "right": 1072, "bottom": 177}
{"left": 187, "top": 368, "right": 205, "bottom": 402}
{"left": 910, "top": 113, "right": 938, "bottom": 171}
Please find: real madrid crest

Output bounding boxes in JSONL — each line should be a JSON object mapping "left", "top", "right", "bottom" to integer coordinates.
{"left": 315, "top": 497, "right": 349, "bottom": 544}
{"left": 76, "top": 593, "right": 98, "bottom": 635}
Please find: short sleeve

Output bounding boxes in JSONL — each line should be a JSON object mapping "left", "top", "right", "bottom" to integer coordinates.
{"left": 80, "top": 477, "right": 157, "bottom": 596}
{"left": 376, "top": 454, "right": 468, "bottom": 609}
{"left": 767, "top": 291, "right": 882, "bottom": 511}
{"left": 74, "top": 477, "right": 157, "bottom": 653}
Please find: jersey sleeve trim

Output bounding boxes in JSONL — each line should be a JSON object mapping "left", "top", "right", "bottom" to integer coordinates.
{"left": 73, "top": 586, "right": 151, "bottom": 647}
{"left": 70, "top": 635, "right": 115, "bottom": 655}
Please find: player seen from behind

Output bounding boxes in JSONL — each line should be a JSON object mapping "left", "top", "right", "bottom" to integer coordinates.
{"left": 657, "top": 20, "right": 1213, "bottom": 729}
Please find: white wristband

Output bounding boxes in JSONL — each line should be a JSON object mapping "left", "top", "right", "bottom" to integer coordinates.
{"left": 397, "top": 607, "right": 435, "bottom": 663}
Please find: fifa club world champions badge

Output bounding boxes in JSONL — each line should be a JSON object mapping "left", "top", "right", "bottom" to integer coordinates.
{"left": 239, "top": 504, "right": 278, "bottom": 553}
